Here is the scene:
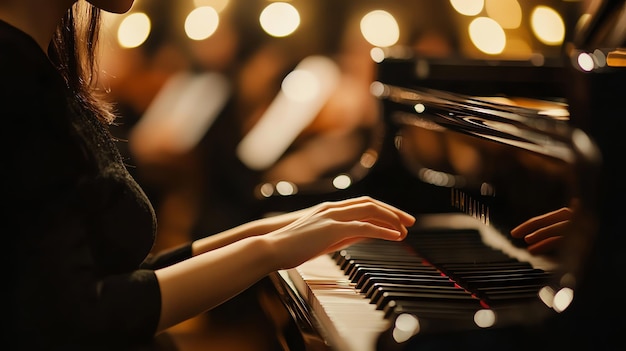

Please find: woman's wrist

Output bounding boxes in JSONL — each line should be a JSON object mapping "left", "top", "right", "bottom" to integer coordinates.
{"left": 191, "top": 218, "right": 270, "bottom": 256}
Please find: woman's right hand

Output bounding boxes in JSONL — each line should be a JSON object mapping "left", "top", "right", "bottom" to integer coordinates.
{"left": 261, "top": 196, "right": 416, "bottom": 270}
{"left": 193, "top": 196, "right": 415, "bottom": 257}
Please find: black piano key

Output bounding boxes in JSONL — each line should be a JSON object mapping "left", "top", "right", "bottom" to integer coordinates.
{"left": 383, "top": 299, "right": 484, "bottom": 319}
{"left": 445, "top": 268, "right": 545, "bottom": 281}
{"left": 355, "top": 271, "right": 444, "bottom": 289}
{"left": 363, "top": 280, "right": 461, "bottom": 298}
{"left": 375, "top": 290, "right": 478, "bottom": 311}
{"left": 440, "top": 265, "right": 540, "bottom": 278}
{"left": 387, "top": 303, "right": 482, "bottom": 319}
{"left": 344, "top": 260, "right": 434, "bottom": 276}
{"left": 348, "top": 265, "right": 439, "bottom": 282}
{"left": 367, "top": 283, "right": 465, "bottom": 301}
{"left": 480, "top": 291, "right": 543, "bottom": 304}
{"left": 476, "top": 286, "right": 550, "bottom": 304}
{"left": 385, "top": 311, "right": 482, "bottom": 334}
{"left": 455, "top": 270, "right": 551, "bottom": 281}
{"left": 440, "top": 262, "right": 535, "bottom": 271}
{"left": 457, "top": 271, "right": 552, "bottom": 284}
{"left": 462, "top": 275, "right": 554, "bottom": 290}
{"left": 337, "top": 256, "right": 424, "bottom": 271}
{"left": 360, "top": 276, "right": 455, "bottom": 295}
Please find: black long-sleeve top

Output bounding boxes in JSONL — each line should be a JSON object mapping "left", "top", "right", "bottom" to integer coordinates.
{"left": 1, "top": 20, "right": 193, "bottom": 348}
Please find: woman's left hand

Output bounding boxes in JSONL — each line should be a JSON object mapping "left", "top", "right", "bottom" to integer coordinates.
{"left": 510, "top": 207, "right": 573, "bottom": 255}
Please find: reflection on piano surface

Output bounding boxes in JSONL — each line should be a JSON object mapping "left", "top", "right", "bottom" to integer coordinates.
{"left": 250, "top": 1, "right": 625, "bottom": 350}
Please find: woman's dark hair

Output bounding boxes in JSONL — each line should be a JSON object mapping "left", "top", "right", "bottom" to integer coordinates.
{"left": 49, "top": 1, "right": 115, "bottom": 124}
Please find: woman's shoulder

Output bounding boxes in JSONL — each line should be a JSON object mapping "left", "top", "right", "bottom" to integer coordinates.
{"left": 0, "top": 21, "right": 70, "bottom": 129}
{"left": 0, "top": 20, "right": 51, "bottom": 74}
{"left": 0, "top": 21, "right": 86, "bottom": 186}
{"left": 0, "top": 20, "right": 64, "bottom": 105}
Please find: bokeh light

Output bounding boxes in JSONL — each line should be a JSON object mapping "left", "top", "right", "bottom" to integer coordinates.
{"left": 193, "top": 0, "right": 230, "bottom": 13}
{"left": 185, "top": 6, "right": 220, "bottom": 41}
{"left": 360, "top": 10, "right": 400, "bottom": 48}
{"left": 449, "top": 0, "right": 484, "bottom": 16}
{"left": 259, "top": 2, "right": 301, "bottom": 37}
{"left": 117, "top": 12, "right": 151, "bottom": 48}
{"left": 468, "top": 17, "right": 506, "bottom": 55}
{"left": 531, "top": 6, "right": 565, "bottom": 46}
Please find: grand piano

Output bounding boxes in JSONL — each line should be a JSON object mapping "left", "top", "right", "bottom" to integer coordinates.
{"left": 245, "top": 1, "right": 625, "bottom": 350}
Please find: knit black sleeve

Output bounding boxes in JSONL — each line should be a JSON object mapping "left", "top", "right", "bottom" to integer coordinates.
{"left": 140, "top": 243, "right": 194, "bottom": 270}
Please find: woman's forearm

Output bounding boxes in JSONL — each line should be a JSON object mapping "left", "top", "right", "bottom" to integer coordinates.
{"left": 156, "top": 234, "right": 275, "bottom": 333}
{"left": 191, "top": 209, "right": 309, "bottom": 255}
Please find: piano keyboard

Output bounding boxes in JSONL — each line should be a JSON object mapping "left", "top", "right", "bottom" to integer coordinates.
{"left": 281, "top": 214, "right": 558, "bottom": 351}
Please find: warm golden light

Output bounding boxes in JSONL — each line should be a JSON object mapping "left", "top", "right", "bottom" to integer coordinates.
{"left": 553, "top": 287, "right": 574, "bottom": 313}
{"left": 577, "top": 52, "right": 595, "bottom": 71}
{"left": 132, "top": 72, "right": 231, "bottom": 154}
{"left": 281, "top": 69, "right": 320, "bottom": 103}
{"left": 607, "top": 49, "right": 626, "bottom": 67}
{"left": 332, "top": 175, "right": 352, "bottom": 189}
{"left": 117, "top": 12, "right": 151, "bottom": 48}
{"left": 360, "top": 10, "right": 400, "bottom": 48}
{"left": 538, "top": 286, "right": 556, "bottom": 307}
{"left": 369, "top": 81, "right": 387, "bottom": 98}
{"left": 276, "top": 181, "right": 297, "bottom": 196}
{"left": 485, "top": 0, "right": 522, "bottom": 29}
{"left": 592, "top": 49, "right": 607, "bottom": 68}
{"left": 468, "top": 17, "right": 506, "bottom": 55}
{"left": 449, "top": 0, "right": 484, "bottom": 16}
{"left": 193, "top": 0, "right": 229, "bottom": 13}
{"left": 259, "top": 183, "right": 274, "bottom": 197}
{"left": 392, "top": 314, "right": 420, "bottom": 343}
{"left": 185, "top": 6, "right": 220, "bottom": 41}
{"left": 360, "top": 151, "right": 378, "bottom": 169}
{"left": 259, "top": 2, "right": 300, "bottom": 37}
{"left": 531, "top": 6, "right": 565, "bottom": 46}
{"left": 236, "top": 56, "right": 340, "bottom": 170}
{"left": 474, "top": 309, "right": 496, "bottom": 328}
{"left": 370, "top": 47, "right": 386, "bottom": 63}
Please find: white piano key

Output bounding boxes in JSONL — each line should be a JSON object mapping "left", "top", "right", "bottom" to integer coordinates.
{"left": 287, "top": 254, "right": 390, "bottom": 351}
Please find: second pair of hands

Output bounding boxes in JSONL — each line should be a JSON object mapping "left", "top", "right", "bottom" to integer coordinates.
{"left": 510, "top": 207, "right": 573, "bottom": 255}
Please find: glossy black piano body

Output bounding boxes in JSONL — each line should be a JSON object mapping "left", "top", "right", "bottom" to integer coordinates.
{"left": 254, "top": 1, "right": 625, "bottom": 350}
{"left": 255, "top": 80, "right": 599, "bottom": 349}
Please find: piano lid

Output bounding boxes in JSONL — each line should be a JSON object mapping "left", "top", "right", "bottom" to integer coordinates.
{"left": 245, "top": 0, "right": 585, "bottom": 203}
{"left": 373, "top": 73, "right": 600, "bottom": 251}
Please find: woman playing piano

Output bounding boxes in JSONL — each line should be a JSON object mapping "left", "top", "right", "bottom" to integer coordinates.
{"left": 1, "top": 0, "right": 415, "bottom": 348}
